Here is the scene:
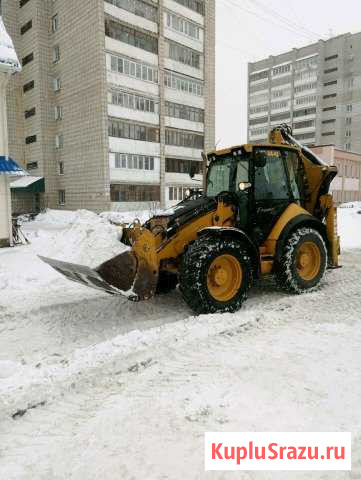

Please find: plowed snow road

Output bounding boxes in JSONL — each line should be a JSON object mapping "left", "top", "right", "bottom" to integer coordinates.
{"left": 1, "top": 248, "right": 361, "bottom": 479}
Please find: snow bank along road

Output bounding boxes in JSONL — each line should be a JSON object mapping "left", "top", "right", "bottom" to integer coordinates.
{"left": 0, "top": 208, "right": 361, "bottom": 479}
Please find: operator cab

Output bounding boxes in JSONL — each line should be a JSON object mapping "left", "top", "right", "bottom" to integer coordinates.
{"left": 206, "top": 145, "right": 306, "bottom": 245}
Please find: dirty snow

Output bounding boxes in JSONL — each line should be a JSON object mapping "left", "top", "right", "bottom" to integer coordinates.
{"left": 0, "top": 205, "right": 361, "bottom": 479}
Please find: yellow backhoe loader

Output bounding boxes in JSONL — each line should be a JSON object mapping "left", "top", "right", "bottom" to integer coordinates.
{"left": 40, "top": 125, "right": 340, "bottom": 314}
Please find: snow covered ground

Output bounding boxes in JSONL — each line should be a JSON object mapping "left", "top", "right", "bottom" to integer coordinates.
{"left": 1, "top": 206, "right": 361, "bottom": 479}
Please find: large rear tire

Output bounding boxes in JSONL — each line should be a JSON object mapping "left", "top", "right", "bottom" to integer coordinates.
{"left": 179, "top": 236, "right": 252, "bottom": 314}
{"left": 276, "top": 227, "right": 327, "bottom": 294}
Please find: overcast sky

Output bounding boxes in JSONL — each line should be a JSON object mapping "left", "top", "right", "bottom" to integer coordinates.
{"left": 215, "top": 0, "right": 361, "bottom": 148}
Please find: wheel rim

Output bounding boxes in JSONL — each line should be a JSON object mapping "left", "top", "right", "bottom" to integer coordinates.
{"left": 296, "top": 241, "right": 321, "bottom": 281}
{"left": 207, "top": 254, "right": 242, "bottom": 302}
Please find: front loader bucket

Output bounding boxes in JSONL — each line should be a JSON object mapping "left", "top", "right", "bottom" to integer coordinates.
{"left": 39, "top": 251, "right": 138, "bottom": 298}
{"left": 39, "top": 246, "right": 158, "bottom": 301}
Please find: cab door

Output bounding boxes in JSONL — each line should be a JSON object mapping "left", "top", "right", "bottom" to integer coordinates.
{"left": 251, "top": 148, "right": 292, "bottom": 244}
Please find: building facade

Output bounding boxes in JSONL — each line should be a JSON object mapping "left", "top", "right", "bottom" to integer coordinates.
{"left": 248, "top": 32, "right": 361, "bottom": 153}
{"left": 311, "top": 145, "right": 361, "bottom": 204}
{"left": 2, "top": 0, "right": 215, "bottom": 212}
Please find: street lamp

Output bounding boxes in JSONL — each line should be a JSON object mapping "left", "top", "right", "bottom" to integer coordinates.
{"left": 0, "top": 16, "right": 24, "bottom": 247}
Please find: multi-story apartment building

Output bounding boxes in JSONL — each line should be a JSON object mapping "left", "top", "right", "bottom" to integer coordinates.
{"left": 248, "top": 32, "right": 361, "bottom": 153}
{"left": 2, "top": 0, "right": 215, "bottom": 212}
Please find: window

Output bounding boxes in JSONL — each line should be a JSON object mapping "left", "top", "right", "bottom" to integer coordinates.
{"left": 26, "top": 161, "right": 38, "bottom": 170}
{"left": 166, "top": 158, "right": 202, "bottom": 174}
{"left": 323, "top": 106, "right": 336, "bottom": 112}
{"left": 272, "top": 88, "right": 291, "bottom": 99}
{"left": 347, "top": 78, "right": 354, "bottom": 89}
{"left": 24, "top": 107, "right": 36, "bottom": 119}
{"left": 294, "top": 82, "right": 317, "bottom": 93}
{"left": 249, "top": 81, "right": 269, "bottom": 94}
{"left": 250, "top": 127, "right": 268, "bottom": 137}
{"left": 114, "top": 153, "right": 155, "bottom": 171}
{"left": 207, "top": 157, "right": 233, "bottom": 197}
{"left": 52, "top": 14, "right": 59, "bottom": 32}
{"left": 293, "top": 107, "right": 316, "bottom": 117}
{"left": 321, "top": 131, "right": 335, "bottom": 137}
{"left": 322, "top": 119, "right": 335, "bottom": 124}
{"left": 108, "top": 118, "right": 159, "bottom": 143}
{"left": 346, "top": 117, "right": 352, "bottom": 125}
{"left": 23, "top": 80, "right": 34, "bottom": 93}
{"left": 110, "top": 54, "right": 158, "bottom": 83}
{"left": 110, "top": 184, "right": 160, "bottom": 202}
{"left": 249, "top": 116, "right": 268, "bottom": 126}
{"left": 58, "top": 190, "right": 65, "bottom": 205}
{"left": 105, "top": 19, "right": 158, "bottom": 54}
{"left": 54, "top": 106, "right": 63, "bottom": 120}
{"left": 345, "top": 143, "right": 351, "bottom": 151}
{"left": 250, "top": 92, "right": 268, "bottom": 105}
{"left": 166, "top": 12, "right": 201, "bottom": 39}
{"left": 254, "top": 149, "right": 289, "bottom": 200}
{"left": 172, "top": 0, "right": 204, "bottom": 15}
{"left": 109, "top": 90, "right": 158, "bottom": 113}
{"left": 345, "top": 129, "right": 351, "bottom": 137}
{"left": 166, "top": 40, "right": 201, "bottom": 69}
{"left": 293, "top": 119, "right": 315, "bottom": 129}
{"left": 168, "top": 186, "right": 189, "bottom": 202}
{"left": 294, "top": 70, "right": 317, "bottom": 82}
{"left": 164, "top": 70, "right": 203, "bottom": 96}
{"left": 55, "top": 134, "right": 64, "bottom": 149}
{"left": 104, "top": 0, "right": 158, "bottom": 22}
{"left": 251, "top": 104, "right": 269, "bottom": 114}
{"left": 25, "top": 135, "right": 37, "bottom": 144}
{"left": 295, "top": 95, "right": 316, "bottom": 106}
{"left": 165, "top": 128, "right": 204, "bottom": 149}
{"left": 20, "top": 20, "right": 32, "bottom": 35}
{"left": 22, "top": 52, "right": 33, "bottom": 66}
{"left": 165, "top": 101, "right": 204, "bottom": 123}
{"left": 270, "top": 112, "right": 290, "bottom": 122}
{"left": 53, "top": 45, "right": 60, "bottom": 63}
{"left": 19, "top": 0, "right": 31, "bottom": 7}
{"left": 272, "top": 64, "right": 291, "bottom": 76}
{"left": 294, "top": 56, "right": 318, "bottom": 71}
{"left": 325, "top": 54, "right": 338, "bottom": 61}
{"left": 53, "top": 77, "right": 61, "bottom": 92}
{"left": 58, "top": 161, "right": 64, "bottom": 175}
{"left": 324, "top": 80, "right": 337, "bottom": 86}
{"left": 324, "top": 67, "right": 337, "bottom": 74}
{"left": 346, "top": 104, "right": 352, "bottom": 113}
{"left": 293, "top": 132, "right": 315, "bottom": 141}
{"left": 323, "top": 93, "right": 336, "bottom": 99}
{"left": 249, "top": 70, "right": 269, "bottom": 83}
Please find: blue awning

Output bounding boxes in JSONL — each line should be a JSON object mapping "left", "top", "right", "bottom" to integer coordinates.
{"left": 0, "top": 156, "right": 27, "bottom": 175}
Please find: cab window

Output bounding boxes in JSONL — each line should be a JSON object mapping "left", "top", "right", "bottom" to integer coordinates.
{"left": 207, "top": 156, "right": 233, "bottom": 197}
{"left": 254, "top": 149, "right": 289, "bottom": 200}
{"left": 236, "top": 158, "right": 249, "bottom": 184}
{"left": 284, "top": 150, "right": 301, "bottom": 202}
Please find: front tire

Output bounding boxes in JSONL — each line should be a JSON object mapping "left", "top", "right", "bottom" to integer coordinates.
{"left": 276, "top": 227, "right": 327, "bottom": 294}
{"left": 179, "top": 236, "right": 252, "bottom": 314}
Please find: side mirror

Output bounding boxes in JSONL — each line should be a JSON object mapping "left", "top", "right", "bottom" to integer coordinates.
{"left": 189, "top": 165, "right": 197, "bottom": 179}
{"left": 238, "top": 182, "right": 252, "bottom": 191}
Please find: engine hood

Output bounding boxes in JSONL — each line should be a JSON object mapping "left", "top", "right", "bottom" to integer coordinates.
{"left": 145, "top": 196, "right": 217, "bottom": 236}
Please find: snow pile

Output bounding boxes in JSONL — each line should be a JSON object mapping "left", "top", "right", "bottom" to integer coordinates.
{"left": 338, "top": 203, "right": 361, "bottom": 250}
{"left": 27, "top": 209, "right": 127, "bottom": 267}
{"left": 0, "top": 17, "right": 21, "bottom": 72}
{"left": 100, "top": 209, "right": 158, "bottom": 225}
